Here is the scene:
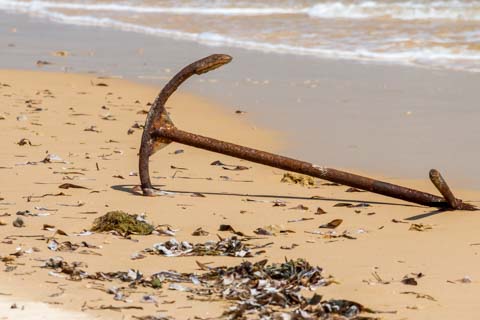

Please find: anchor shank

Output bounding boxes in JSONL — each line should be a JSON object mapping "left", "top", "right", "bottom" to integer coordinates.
{"left": 154, "top": 127, "right": 456, "bottom": 209}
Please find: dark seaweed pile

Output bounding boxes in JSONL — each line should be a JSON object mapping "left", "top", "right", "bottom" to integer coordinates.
{"left": 43, "top": 257, "right": 376, "bottom": 319}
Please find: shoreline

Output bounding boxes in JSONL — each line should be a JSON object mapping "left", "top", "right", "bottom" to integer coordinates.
{"left": 1, "top": 3, "right": 479, "bottom": 74}
{"left": 1, "top": 11, "right": 480, "bottom": 190}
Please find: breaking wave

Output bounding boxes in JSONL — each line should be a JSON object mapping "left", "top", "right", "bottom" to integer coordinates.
{"left": 0, "top": 0, "right": 479, "bottom": 72}
{"left": 0, "top": 0, "right": 479, "bottom": 21}
{"left": 308, "top": 1, "right": 480, "bottom": 21}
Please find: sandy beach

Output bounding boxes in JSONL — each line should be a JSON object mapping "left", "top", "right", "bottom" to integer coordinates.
{"left": 0, "top": 67, "right": 479, "bottom": 319}
{"left": 1, "top": 5, "right": 480, "bottom": 320}
{"left": 2, "top": 11, "right": 480, "bottom": 189}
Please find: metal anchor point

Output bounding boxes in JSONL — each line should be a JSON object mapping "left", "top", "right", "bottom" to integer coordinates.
{"left": 138, "top": 54, "right": 476, "bottom": 211}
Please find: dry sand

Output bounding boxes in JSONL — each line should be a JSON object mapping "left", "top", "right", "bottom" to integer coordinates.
{"left": 0, "top": 70, "right": 479, "bottom": 319}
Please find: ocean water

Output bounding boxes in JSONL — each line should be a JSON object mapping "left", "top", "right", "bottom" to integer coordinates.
{"left": 1, "top": 0, "right": 479, "bottom": 72}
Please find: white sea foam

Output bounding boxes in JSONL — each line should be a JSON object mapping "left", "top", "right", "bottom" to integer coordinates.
{"left": 0, "top": 0, "right": 307, "bottom": 15}
{"left": 0, "top": 0, "right": 479, "bottom": 21}
{"left": 7, "top": 5, "right": 479, "bottom": 64}
{"left": 307, "top": 1, "right": 480, "bottom": 21}
{"left": 0, "top": 0, "right": 479, "bottom": 72}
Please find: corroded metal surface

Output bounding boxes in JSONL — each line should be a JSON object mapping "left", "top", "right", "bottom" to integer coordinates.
{"left": 139, "top": 54, "right": 232, "bottom": 195}
{"left": 139, "top": 54, "right": 477, "bottom": 211}
{"left": 429, "top": 169, "right": 475, "bottom": 210}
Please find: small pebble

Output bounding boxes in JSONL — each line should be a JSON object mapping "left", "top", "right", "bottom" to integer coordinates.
{"left": 13, "top": 217, "right": 25, "bottom": 228}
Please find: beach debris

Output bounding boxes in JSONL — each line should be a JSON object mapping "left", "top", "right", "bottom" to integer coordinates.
{"left": 137, "top": 56, "right": 476, "bottom": 210}
{"left": 73, "top": 230, "right": 93, "bottom": 236}
{"left": 334, "top": 202, "right": 370, "bottom": 208}
{"left": 210, "top": 160, "right": 249, "bottom": 171}
{"left": 16, "top": 210, "right": 50, "bottom": 217}
{"left": 223, "top": 165, "right": 249, "bottom": 171}
{"left": 409, "top": 223, "right": 433, "bottom": 232}
{"left": 131, "top": 122, "right": 144, "bottom": 130}
{"left": 346, "top": 187, "right": 365, "bottom": 192}
{"left": 316, "top": 207, "right": 327, "bottom": 215}
{"left": 144, "top": 237, "right": 254, "bottom": 257}
{"left": 12, "top": 217, "right": 25, "bottom": 228}
{"left": 288, "top": 217, "right": 314, "bottom": 223}
{"left": 140, "top": 295, "right": 157, "bottom": 304}
{"left": 57, "top": 201, "right": 85, "bottom": 207}
{"left": 24, "top": 192, "right": 69, "bottom": 199}
{"left": 290, "top": 204, "right": 309, "bottom": 210}
{"left": 218, "top": 224, "right": 245, "bottom": 236}
{"left": 90, "top": 305, "right": 144, "bottom": 311}
{"left": 58, "top": 183, "right": 88, "bottom": 190}
{"left": 305, "top": 230, "right": 357, "bottom": 240}
{"left": 35, "top": 206, "right": 57, "bottom": 212}
{"left": 133, "top": 316, "right": 174, "bottom": 320}
{"left": 402, "top": 273, "right": 425, "bottom": 286}
{"left": 456, "top": 276, "right": 473, "bottom": 284}
{"left": 254, "top": 224, "right": 294, "bottom": 236}
{"left": 189, "top": 259, "right": 373, "bottom": 319}
{"left": 107, "top": 286, "right": 125, "bottom": 301}
{"left": 29, "top": 251, "right": 380, "bottom": 318}
{"left": 170, "top": 165, "right": 187, "bottom": 170}
{"left": 91, "top": 211, "right": 154, "bottom": 236}
{"left": 131, "top": 252, "right": 146, "bottom": 260}
{"left": 191, "top": 192, "right": 206, "bottom": 198}
{"left": 367, "top": 271, "right": 391, "bottom": 285}
{"left": 402, "top": 277, "right": 418, "bottom": 286}
{"left": 400, "top": 291, "right": 436, "bottom": 301}
{"left": 36, "top": 60, "right": 52, "bottom": 66}
{"left": 84, "top": 125, "right": 101, "bottom": 133}
{"left": 16, "top": 114, "right": 28, "bottom": 121}
{"left": 93, "top": 82, "right": 109, "bottom": 87}
{"left": 280, "top": 243, "right": 299, "bottom": 250}
{"left": 52, "top": 50, "right": 69, "bottom": 57}
{"left": 44, "top": 257, "right": 141, "bottom": 282}
{"left": 273, "top": 200, "right": 287, "bottom": 207}
{"left": 45, "top": 255, "right": 372, "bottom": 318}
{"left": 281, "top": 172, "right": 315, "bottom": 187}
{"left": 41, "top": 154, "right": 65, "bottom": 163}
{"left": 319, "top": 219, "right": 343, "bottom": 229}
{"left": 50, "top": 228, "right": 68, "bottom": 237}
{"left": 43, "top": 224, "right": 55, "bottom": 230}
{"left": 17, "top": 138, "right": 33, "bottom": 146}
{"left": 47, "top": 240, "right": 100, "bottom": 252}
{"left": 154, "top": 225, "right": 177, "bottom": 236}
{"left": 192, "top": 227, "right": 209, "bottom": 236}
{"left": 333, "top": 202, "right": 353, "bottom": 207}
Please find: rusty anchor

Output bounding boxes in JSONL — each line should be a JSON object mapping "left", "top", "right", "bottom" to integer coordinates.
{"left": 138, "top": 54, "right": 476, "bottom": 211}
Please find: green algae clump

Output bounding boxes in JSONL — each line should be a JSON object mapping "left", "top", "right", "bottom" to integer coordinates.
{"left": 91, "top": 211, "right": 154, "bottom": 235}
